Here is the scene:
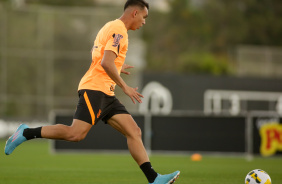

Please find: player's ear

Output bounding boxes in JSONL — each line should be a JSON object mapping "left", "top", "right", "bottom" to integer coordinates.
{"left": 132, "top": 10, "right": 138, "bottom": 18}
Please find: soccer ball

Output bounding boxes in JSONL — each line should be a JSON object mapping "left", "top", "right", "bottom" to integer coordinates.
{"left": 245, "top": 169, "right": 271, "bottom": 184}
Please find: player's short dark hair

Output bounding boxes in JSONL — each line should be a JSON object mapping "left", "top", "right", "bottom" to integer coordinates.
{"left": 124, "top": 0, "right": 149, "bottom": 11}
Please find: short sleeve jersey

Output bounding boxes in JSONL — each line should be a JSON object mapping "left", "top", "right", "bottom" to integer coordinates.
{"left": 78, "top": 19, "right": 128, "bottom": 96}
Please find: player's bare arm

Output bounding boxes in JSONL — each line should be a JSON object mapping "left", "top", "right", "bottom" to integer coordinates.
{"left": 101, "top": 50, "right": 143, "bottom": 104}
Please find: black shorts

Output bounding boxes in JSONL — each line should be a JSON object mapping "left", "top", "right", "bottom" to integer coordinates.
{"left": 73, "top": 89, "right": 129, "bottom": 125}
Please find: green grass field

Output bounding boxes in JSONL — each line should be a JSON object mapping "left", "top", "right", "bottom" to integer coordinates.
{"left": 0, "top": 140, "right": 282, "bottom": 184}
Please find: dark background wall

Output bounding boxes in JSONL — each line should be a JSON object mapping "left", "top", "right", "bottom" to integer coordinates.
{"left": 53, "top": 115, "right": 246, "bottom": 153}
{"left": 53, "top": 114, "right": 282, "bottom": 155}
{"left": 142, "top": 72, "right": 282, "bottom": 111}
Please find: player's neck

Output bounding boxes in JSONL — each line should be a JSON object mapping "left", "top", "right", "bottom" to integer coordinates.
{"left": 119, "top": 14, "right": 131, "bottom": 31}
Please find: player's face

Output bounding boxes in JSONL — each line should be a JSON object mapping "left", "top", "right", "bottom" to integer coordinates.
{"left": 132, "top": 7, "right": 148, "bottom": 30}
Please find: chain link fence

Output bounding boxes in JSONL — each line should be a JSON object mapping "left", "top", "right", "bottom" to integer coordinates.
{"left": 236, "top": 45, "right": 282, "bottom": 78}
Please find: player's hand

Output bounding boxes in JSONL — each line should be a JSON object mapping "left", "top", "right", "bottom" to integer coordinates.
{"left": 122, "top": 85, "right": 144, "bottom": 104}
{"left": 121, "top": 64, "right": 134, "bottom": 75}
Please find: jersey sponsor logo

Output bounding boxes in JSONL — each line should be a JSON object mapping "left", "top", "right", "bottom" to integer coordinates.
{"left": 112, "top": 33, "right": 123, "bottom": 47}
{"left": 110, "top": 84, "right": 115, "bottom": 92}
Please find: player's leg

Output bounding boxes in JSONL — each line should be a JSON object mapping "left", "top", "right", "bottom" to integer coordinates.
{"left": 107, "top": 114, "right": 149, "bottom": 165}
{"left": 4, "top": 119, "right": 92, "bottom": 155}
{"left": 5, "top": 90, "right": 99, "bottom": 155}
{"left": 107, "top": 114, "right": 180, "bottom": 184}
{"left": 40, "top": 119, "right": 92, "bottom": 142}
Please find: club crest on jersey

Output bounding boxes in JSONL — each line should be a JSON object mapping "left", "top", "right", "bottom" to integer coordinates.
{"left": 112, "top": 33, "right": 123, "bottom": 47}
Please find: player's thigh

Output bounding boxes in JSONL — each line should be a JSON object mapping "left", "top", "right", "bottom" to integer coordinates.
{"left": 107, "top": 114, "right": 141, "bottom": 137}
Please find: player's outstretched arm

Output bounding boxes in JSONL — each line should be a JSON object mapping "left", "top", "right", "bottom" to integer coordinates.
{"left": 101, "top": 50, "right": 143, "bottom": 104}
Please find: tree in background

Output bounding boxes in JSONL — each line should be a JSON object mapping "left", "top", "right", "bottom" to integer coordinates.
{"left": 0, "top": 0, "right": 96, "bottom": 6}
{"left": 1, "top": 0, "right": 282, "bottom": 75}
{"left": 143, "top": 0, "right": 282, "bottom": 74}
{"left": 241, "top": 0, "right": 282, "bottom": 45}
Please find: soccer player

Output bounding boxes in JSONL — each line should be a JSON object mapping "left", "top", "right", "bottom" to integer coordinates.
{"left": 4, "top": 0, "right": 180, "bottom": 183}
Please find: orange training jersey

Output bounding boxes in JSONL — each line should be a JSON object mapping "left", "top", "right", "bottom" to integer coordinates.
{"left": 78, "top": 19, "right": 128, "bottom": 96}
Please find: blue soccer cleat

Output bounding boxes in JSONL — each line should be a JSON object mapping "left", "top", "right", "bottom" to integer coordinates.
{"left": 5, "top": 124, "right": 29, "bottom": 155}
{"left": 150, "top": 171, "right": 180, "bottom": 184}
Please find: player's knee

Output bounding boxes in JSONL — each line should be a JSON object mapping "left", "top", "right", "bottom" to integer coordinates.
{"left": 136, "top": 126, "right": 142, "bottom": 137}
{"left": 131, "top": 126, "right": 142, "bottom": 139}
{"left": 66, "top": 129, "right": 87, "bottom": 142}
{"left": 68, "top": 134, "right": 86, "bottom": 142}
